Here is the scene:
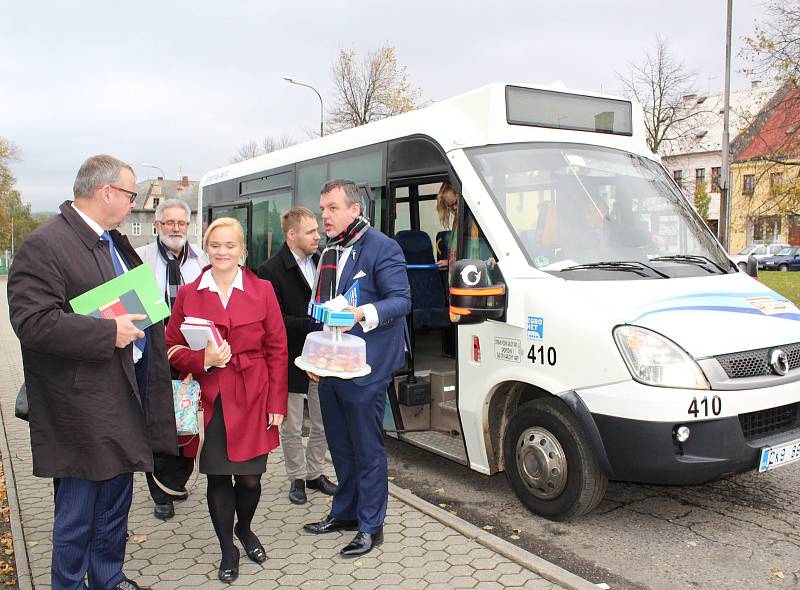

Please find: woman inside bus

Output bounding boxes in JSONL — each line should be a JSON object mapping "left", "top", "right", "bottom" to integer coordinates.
{"left": 435, "top": 181, "right": 459, "bottom": 269}
{"left": 165, "top": 217, "right": 288, "bottom": 583}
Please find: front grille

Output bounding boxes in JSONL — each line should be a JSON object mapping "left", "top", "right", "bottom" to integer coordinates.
{"left": 715, "top": 342, "right": 800, "bottom": 378}
{"left": 739, "top": 403, "right": 798, "bottom": 440}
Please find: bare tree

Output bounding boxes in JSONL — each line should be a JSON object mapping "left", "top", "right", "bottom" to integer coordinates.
{"left": 327, "top": 46, "right": 421, "bottom": 132}
{"left": 742, "top": 0, "right": 800, "bottom": 85}
{"left": 230, "top": 135, "right": 296, "bottom": 164}
{"left": 618, "top": 36, "right": 703, "bottom": 154}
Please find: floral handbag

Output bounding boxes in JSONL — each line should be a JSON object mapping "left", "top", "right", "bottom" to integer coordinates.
{"left": 152, "top": 373, "right": 205, "bottom": 497}
{"left": 173, "top": 374, "right": 201, "bottom": 436}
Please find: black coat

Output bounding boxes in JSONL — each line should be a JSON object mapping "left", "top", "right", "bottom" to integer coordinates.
{"left": 7, "top": 201, "right": 177, "bottom": 481}
{"left": 256, "top": 243, "right": 318, "bottom": 394}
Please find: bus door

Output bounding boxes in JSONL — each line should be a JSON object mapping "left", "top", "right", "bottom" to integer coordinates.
{"left": 386, "top": 175, "right": 466, "bottom": 465}
{"left": 207, "top": 202, "right": 251, "bottom": 263}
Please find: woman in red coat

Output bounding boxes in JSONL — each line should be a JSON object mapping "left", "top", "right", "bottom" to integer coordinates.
{"left": 165, "top": 217, "right": 288, "bottom": 583}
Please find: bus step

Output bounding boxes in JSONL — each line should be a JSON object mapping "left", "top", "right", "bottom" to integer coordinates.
{"left": 400, "top": 430, "right": 467, "bottom": 465}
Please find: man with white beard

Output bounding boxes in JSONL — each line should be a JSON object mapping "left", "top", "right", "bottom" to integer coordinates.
{"left": 136, "top": 198, "right": 209, "bottom": 520}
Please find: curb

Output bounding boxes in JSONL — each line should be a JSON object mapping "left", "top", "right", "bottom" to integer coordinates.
{"left": 388, "top": 483, "right": 598, "bottom": 590}
{"left": 0, "top": 406, "right": 33, "bottom": 590}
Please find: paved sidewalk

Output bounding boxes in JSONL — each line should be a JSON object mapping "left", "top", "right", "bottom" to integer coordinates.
{"left": 0, "top": 279, "right": 586, "bottom": 590}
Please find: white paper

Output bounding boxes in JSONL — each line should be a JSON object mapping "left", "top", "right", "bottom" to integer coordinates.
{"left": 323, "top": 294, "right": 349, "bottom": 312}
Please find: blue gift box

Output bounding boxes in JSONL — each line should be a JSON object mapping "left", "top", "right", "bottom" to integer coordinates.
{"left": 308, "top": 302, "right": 356, "bottom": 327}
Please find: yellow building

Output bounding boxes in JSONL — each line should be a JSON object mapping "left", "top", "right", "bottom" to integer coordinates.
{"left": 728, "top": 84, "right": 800, "bottom": 253}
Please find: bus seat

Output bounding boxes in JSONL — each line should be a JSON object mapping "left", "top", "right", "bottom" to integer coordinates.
{"left": 395, "top": 230, "right": 450, "bottom": 329}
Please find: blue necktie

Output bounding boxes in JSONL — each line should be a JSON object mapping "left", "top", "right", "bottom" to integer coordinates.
{"left": 102, "top": 231, "right": 125, "bottom": 277}
{"left": 102, "top": 231, "right": 146, "bottom": 353}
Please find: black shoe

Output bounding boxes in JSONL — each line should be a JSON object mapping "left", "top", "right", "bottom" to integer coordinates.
{"left": 303, "top": 513, "right": 359, "bottom": 534}
{"left": 218, "top": 547, "right": 240, "bottom": 583}
{"left": 340, "top": 530, "right": 384, "bottom": 557}
{"left": 306, "top": 474, "right": 337, "bottom": 496}
{"left": 234, "top": 522, "right": 267, "bottom": 564}
{"left": 113, "top": 580, "right": 149, "bottom": 590}
{"left": 289, "top": 479, "right": 307, "bottom": 505}
{"left": 153, "top": 502, "right": 174, "bottom": 520}
{"left": 173, "top": 490, "right": 189, "bottom": 502}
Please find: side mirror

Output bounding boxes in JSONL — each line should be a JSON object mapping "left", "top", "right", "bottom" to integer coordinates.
{"left": 746, "top": 254, "right": 759, "bottom": 278}
{"left": 449, "top": 259, "right": 506, "bottom": 324}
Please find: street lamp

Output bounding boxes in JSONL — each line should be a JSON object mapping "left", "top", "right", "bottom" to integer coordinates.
{"left": 140, "top": 163, "right": 166, "bottom": 180}
{"left": 284, "top": 77, "right": 324, "bottom": 137}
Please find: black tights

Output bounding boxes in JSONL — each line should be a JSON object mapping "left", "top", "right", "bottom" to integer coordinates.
{"left": 206, "top": 474, "right": 262, "bottom": 567}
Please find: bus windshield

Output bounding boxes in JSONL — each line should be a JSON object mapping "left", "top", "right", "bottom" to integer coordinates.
{"left": 466, "top": 143, "right": 733, "bottom": 279}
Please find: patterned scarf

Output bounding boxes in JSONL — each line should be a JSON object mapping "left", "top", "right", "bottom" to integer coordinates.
{"left": 313, "top": 215, "right": 369, "bottom": 304}
{"left": 156, "top": 239, "right": 189, "bottom": 319}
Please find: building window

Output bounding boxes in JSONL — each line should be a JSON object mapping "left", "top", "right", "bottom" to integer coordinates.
{"left": 152, "top": 225, "right": 158, "bottom": 236}
{"left": 131, "top": 222, "right": 141, "bottom": 236}
{"left": 770, "top": 172, "right": 783, "bottom": 189}
{"left": 152, "top": 197, "right": 160, "bottom": 209}
{"left": 743, "top": 174, "right": 756, "bottom": 194}
{"left": 753, "top": 215, "right": 781, "bottom": 243}
{"left": 673, "top": 169, "right": 683, "bottom": 188}
{"left": 695, "top": 168, "right": 706, "bottom": 184}
{"left": 711, "top": 167, "right": 721, "bottom": 192}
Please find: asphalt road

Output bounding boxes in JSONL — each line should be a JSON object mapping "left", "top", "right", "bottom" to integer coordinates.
{"left": 385, "top": 436, "right": 800, "bottom": 590}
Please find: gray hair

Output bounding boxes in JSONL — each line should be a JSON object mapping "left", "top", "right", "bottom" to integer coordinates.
{"left": 73, "top": 154, "right": 134, "bottom": 199}
{"left": 321, "top": 179, "right": 360, "bottom": 207}
{"left": 155, "top": 198, "right": 192, "bottom": 223}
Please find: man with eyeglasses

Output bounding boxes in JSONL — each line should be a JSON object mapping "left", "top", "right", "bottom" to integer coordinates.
{"left": 136, "top": 198, "right": 208, "bottom": 520}
{"left": 7, "top": 154, "right": 177, "bottom": 590}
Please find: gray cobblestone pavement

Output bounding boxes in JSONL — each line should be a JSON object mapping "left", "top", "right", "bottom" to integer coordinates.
{"left": 0, "top": 278, "right": 578, "bottom": 590}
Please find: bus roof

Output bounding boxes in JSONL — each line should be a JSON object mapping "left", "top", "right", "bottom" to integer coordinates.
{"left": 201, "top": 82, "right": 651, "bottom": 187}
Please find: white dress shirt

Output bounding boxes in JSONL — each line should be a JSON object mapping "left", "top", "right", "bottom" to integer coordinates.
{"left": 197, "top": 267, "right": 244, "bottom": 309}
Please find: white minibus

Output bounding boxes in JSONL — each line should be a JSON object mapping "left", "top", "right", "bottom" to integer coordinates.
{"left": 199, "top": 83, "right": 800, "bottom": 519}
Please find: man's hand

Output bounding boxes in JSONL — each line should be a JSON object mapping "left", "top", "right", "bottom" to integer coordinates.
{"left": 114, "top": 314, "right": 146, "bottom": 348}
{"left": 205, "top": 339, "right": 232, "bottom": 367}
{"left": 341, "top": 305, "right": 364, "bottom": 333}
{"left": 306, "top": 370, "right": 320, "bottom": 382}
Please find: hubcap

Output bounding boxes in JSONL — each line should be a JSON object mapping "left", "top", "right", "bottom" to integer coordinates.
{"left": 515, "top": 426, "right": 567, "bottom": 499}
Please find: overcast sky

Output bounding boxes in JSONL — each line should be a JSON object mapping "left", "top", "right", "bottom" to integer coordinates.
{"left": 2, "top": 0, "right": 771, "bottom": 212}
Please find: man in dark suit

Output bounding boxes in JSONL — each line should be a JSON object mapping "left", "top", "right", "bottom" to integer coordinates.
{"left": 7, "top": 154, "right": 177, "bottom": 590}
{"left": 303, "top": 180, "right": 411, "bottom": 557}
{"left": 257, "top": 207, "right": 336, "bottom": 505}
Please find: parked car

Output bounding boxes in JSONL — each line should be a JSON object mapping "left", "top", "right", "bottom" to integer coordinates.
{"left": 730, "top": 243, "right": 791, "bottom": 271}
{"left": 761, "top": 246, "right": 800, "bottom": 271}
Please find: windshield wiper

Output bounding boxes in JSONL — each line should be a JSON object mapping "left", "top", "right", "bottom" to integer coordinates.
{"left": 560, "top": 261, "right": 669, "bottom": 278}
{"left": 649, "top": 254, "right": 729, "bottom": 274}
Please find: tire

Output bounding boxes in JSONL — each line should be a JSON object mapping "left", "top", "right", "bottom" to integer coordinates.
{"left": 737, "top": 262, "right": 747, "bottom": 272}
{"left": 780, "top": 264, "right": 789, "bottom": 272}
{"left": 503, "top": 398, "right": 607, "bottom": 521}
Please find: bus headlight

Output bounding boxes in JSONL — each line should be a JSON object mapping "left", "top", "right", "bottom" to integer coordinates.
{"left": 613, "top": 326, "right": 709, "bottom": 390}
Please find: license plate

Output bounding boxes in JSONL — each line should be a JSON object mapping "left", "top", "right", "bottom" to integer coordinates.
{"left": 758, "top": 438, "right": 800, "bottom": 473}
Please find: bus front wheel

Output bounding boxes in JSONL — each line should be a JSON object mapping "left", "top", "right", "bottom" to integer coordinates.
{"left": 503, "top": 398, "right": 607, "bottom": 521}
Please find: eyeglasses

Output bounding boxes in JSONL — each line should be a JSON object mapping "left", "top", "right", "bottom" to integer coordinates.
{"left": 160, "top": 220, "right": 189, "bottom": 229}
{"left": 108, "top": 184, "right": 138, "bottom": 203}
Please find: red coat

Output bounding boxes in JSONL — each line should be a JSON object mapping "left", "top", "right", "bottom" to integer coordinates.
{"left": 165, "top": 267, "right": 288, "bottom": 461}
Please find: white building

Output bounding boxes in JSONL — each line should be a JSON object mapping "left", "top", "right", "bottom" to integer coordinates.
{"left": 660, "top": 82, "right": 779, "bottom": 236}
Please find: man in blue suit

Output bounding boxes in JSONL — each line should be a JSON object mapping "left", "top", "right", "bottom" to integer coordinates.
{"left": 303, "top": 179, "right": 411, "bottom": 557}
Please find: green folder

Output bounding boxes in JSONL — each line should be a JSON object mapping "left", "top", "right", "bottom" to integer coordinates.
{"left": 69, "top": 263, "right": 170, "bottom": 330}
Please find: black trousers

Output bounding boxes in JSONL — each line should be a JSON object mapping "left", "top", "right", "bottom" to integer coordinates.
{"left": 146, "top": 452, "right": 194, "bottom": 504}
